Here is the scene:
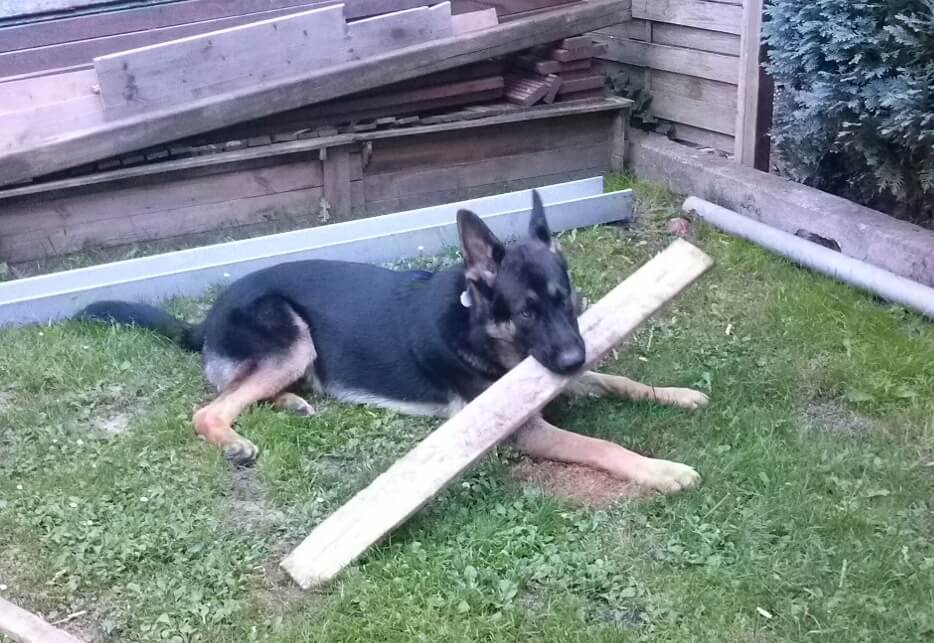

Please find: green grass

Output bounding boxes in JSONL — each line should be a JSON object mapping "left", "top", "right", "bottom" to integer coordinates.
{"left": 1, "top": 175, "right": 933, "bottom": 642}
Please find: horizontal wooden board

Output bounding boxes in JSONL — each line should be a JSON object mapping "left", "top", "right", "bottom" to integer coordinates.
{"left": 451, "top": 7, "right": 498, "bottom": 33}
{"left": 0, "top": 68, "right": 97, "bottom": 114}
{"left": 592, "top": 34, "right": 738, "bottom": 84}
{"left": 359, "top": 167, "right": 604, "bottom": 215}
{"left": 650, "top": 70, "right": 736, "bottom": 109}
{"left": 0, "top": 160, "right": 323, "bottom": 238}
{"left": 632, "top": 0, "right": 741, "bottom": 35}
{"left": 651, "top": 90, "right": 734, "bottom": 135}
{"left": 94, "top": 5, "right": 351, "bottom": 114}
{"left": 365, "top": 112, "right": 610, "bottom": 173}
{"left": 651, "top": 23, "right": 740, "bottom": 56}
{"left": 0, "top": 0, "right": 628, "bottom": 185}
{"left": 347, "top": 3, "right": 451, "bottom": 60}
{"left": 1, "top": 187, "right": 324, "bottom": 263}
{"left": 0, "top": 0, "right": 432, "bottom": 53}
{"left": 364, "top": 142, "right": 608, "bottom": 201}
{"left": 2, "top": 94, "right": 104, "bottom": 149}
{"left": 669, "top": 122, "right": 734, "bottom": 151}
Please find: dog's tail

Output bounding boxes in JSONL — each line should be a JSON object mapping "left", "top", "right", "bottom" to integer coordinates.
{"left": 75, "top": 301, "right": 204, "bottom": 352}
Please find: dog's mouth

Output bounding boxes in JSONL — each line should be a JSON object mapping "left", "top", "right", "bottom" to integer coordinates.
{"left": 535, "top": 344, "right": 586, "bottom": 375}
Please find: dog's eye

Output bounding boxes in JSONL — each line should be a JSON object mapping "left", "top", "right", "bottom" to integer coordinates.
{"left": 519, "top": 308, "right": 535, "bottom": 320}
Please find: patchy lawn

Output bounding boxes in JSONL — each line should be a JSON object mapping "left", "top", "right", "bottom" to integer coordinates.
{"left": 1, "top": 176, "right": 932, "bottom": 642}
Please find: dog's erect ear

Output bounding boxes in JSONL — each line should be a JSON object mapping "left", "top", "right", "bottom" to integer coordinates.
{"left": 457, "top": 209, "right": 504, "bottom": 287}
{"left": 528, "top": 190, "right": 552, "bottom": 246}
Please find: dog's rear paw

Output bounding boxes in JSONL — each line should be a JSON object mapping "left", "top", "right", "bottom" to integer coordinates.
{"left": 224, "top": 438, "right": 259, "bottom": 467}
{"left": 634, "top": 458, "right": 701, "bottom": 493}
{"left": 663, "top": 387, "right": 709, "bottom": 411}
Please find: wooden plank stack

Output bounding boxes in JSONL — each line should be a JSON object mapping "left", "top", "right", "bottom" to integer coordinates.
{"left": 0, "top": 0, "right": 633, "bottom": 267}
{"left": 504, "top": 36, "right": 609, "bottom": 106}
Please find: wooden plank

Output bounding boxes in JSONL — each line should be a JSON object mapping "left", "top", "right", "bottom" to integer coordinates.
{"left": 364, "top": 142, "right": 608, "bottom": 201}
{"left": 670, "top": 123, "right": 733, "bottom": 152}
{"left": 632, "top": 0, "right": 742, "bottom": 35}
{"left": 348, "top": 3, "right": 452, "bottom": 60}
{"left": 650, "top": 70, "right": 737, "bottom": 109}
{"left": 592, "top": 34, "right": 738, "bottom": 84}
{"left": 1, "top": 94, "right": 104, "bottom": 149}
{"left": 364, "top": 112, "right": 609, "bottom": 174}
{"left": 0, "top": 68, "right": 97, "bottom": 114}
{"left": 0, "top": 0, "right": 630, "bottom": 186}
{"left": 512, "top": 55, "right": 590, "bottom": 75}
{"left": 556, "top": 73, "right": 605, "bottom": 95}
{"left": 651, "top": 23, "right": 740, "bottom": 56}
{"left": 541, "top": 73, "right": 561, "bottom": 103}
{"left": 0, "top": 0, "right": 428, "bottom": 53}
{"left": 0, "top": 97, "right": 630, "bottom": 201}
{"left": 94, "top": 5, "right": 350, "bottom": 115}
{"left": 0, "top": 160, "right": 323, "bottom": 238}
{"left": 504, "top": 75, "right": 550, "bottom": 106}
{"left": 280, "top": 238, "right": 713, "bottom": 589}
{"left": 0, "top": 596, "right": 85, "bottom": 643}
{"left": 322, "top": 146, "right": 353, "bottom": 219}
{"left": 1, "top": 187, "right": 324, "bottom": 263}
{"left": 734, "top": 0, "right": 769, "bottom": 168}
{"left": 473, "top": 0, "right": 578, "bottom": 17}
{"left": 551, "top": 44, "right": 593, "bottom": 62}
{"left": 610, "top": 108, "right": 626, "bottom": 170}
{"left": 451, "top": 7, "right": 498, "bottom": 33}
{"left": 0, "top": 180, "right": 619, "bottom": 325}
{"left": 591, "top": 18, "right": 647, "bottom": 41}
{"left": 0, "top": 0, "right": 115, "bottom": 20}
{"left": 651, "top": 90, "right": 734, "bottom": 135}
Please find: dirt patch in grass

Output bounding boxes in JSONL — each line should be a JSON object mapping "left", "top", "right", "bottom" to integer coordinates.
{"left": 92, "top": 411, "right": 132, "bottom": 436}
{"left": 511, "top": 458, "right": 645, "bottom": 508}
{"left": 227, "top": 469, "right": 287, "bottom": 535}
{"left": 803, "top": 399, "right": 880, "bottom": 436}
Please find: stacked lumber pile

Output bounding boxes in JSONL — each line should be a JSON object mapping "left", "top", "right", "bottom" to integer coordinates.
{"left": 504, "top": 36, "right": 607, "bottom": 106}
{"left": 0, "top": 0, "right": 632, "bottom": 267}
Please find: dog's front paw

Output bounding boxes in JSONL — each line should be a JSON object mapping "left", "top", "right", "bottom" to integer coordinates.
{"left": 633, "top": 458, "right": 701, "bottom": 493}
{"left": 224, "top": 438, "right": 259, "bottom": 467}
{"left": 662, "top": 387, "right": 709, "bottom": 411}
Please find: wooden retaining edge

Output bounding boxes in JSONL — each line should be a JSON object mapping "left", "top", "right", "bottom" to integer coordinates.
{"left": 0, "top": 597, "right": 85, "bottom": 643}
{"left": 0, "top": 97, "right": 631, "bottom": 202}
{"left": 280, "top": 239, "right": 714, "bottom": 589}
{"left": 0, "top": 178, "right": 634, "bottom": 326}
{"left": 0, "top": 0, "right": 631, "bottom": 186}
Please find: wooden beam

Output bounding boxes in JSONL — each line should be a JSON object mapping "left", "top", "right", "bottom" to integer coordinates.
{"left": 280, "top": 239, "right": 713, "bottom": 589}
{"left": 632, "top": 0, "right": 742, "bottom": 35}
{"left": 0, "top": 0, "right": 422, "bottom": 53}
{"left": 0, "top": 0, "right": 630, "bottom": 187}
{"left": 347, "top": 3, "right": 452, "bottom": 60}
{"left": 94, "top": 5, "right": 350, "bottom": 115}
{"left": 591, "top": 34, "right": 738, "bottom": 84}
{"left": 451, "top": 7, "right": 498, "bottom": 33}
{"left": 0, "top": 596, "right": 85, "bottom": 643}
{"left": 734, "top": 0, "right": 770, "bottom": 169}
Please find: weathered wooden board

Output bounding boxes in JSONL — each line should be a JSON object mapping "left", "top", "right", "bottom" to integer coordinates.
{"left": 93, "top": 5, "right": 350, "bottom": 115}
{"left": 280, "top": 239, "right": 714, "bottom": 589}
{"left": 594, "top": 20, "right": 740, "bottom": 56}
{"left": 505, "top": 75, "right": 550, "bottom": 105}
{"left": 0, "top": 0, "right": 629, "bottom": 186}
{"left": 632, "top": 0, "right": 742, "bottom": 34}
{"left": 0, "top": 68, "right": 97, "bottom": 114}
{"left": 451, "top": 7, "right": 498, "bottom": 33}
{"left": 0, "top": 596, "right": 85, "bottom": 643}
{"left": 670, "top": 123, "right": 734, "bottom": 152}
{"left": 1, "top": 95, "right": 104, "bottom": 149}
{"left": 592, "top": 35, "right": 738, "bottom": 84}
{"left": 734, "top": 0, "right": 767, "bottom": 167}
{"left": 0, "top": 0, "right": 428, "bottom": 53}
{"left": 347, "top": 2, "right": 451, "bottom": 59}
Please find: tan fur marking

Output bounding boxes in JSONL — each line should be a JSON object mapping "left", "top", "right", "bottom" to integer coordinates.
{"left": 512, "top": 416, "right": 700, "bottom": 492}
{"left": 193, "top": 309, "right": 317, "bottom": 462}
{"left": 567, "top": 371, "right": 709, "bottom": 410}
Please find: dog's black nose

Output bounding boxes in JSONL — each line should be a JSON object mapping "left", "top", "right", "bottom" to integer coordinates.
{"left": 553, "top": 345, "right": 586, "bottom": 374}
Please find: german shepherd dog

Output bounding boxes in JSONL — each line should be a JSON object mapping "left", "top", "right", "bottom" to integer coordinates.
{"left": 78, "top": 192, "right": 707, "bottom": 492}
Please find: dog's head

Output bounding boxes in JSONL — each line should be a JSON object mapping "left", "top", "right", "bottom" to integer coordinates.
{"left": 457, "top": 190, "right": 586, "bottom": 375}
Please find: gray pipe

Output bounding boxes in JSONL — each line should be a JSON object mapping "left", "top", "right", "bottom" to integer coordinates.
{"left": 682, "top": 196, "right": 934, "bottom": 319}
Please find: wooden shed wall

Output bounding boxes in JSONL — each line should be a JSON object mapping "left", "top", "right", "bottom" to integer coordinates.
{"left": 590, "top": 0, "right": 742, "bottom": 152}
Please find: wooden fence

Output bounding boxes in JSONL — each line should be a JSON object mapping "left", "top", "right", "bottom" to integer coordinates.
{"left": 590, "top": 0, "right": 769, "bottom": 168}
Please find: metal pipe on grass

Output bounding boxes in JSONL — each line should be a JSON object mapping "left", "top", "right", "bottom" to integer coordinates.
{"left": 683, "top": 196, "right": 934, "bottom": 319}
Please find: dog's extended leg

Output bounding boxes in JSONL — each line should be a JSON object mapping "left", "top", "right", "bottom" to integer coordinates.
{"left": 273, "top": 392, "right": 317, "bottom": 417}
{"left": 512, "top": 416, "right": 700, "bottom": 492}
{"left": 566, "top": 371, "right": 709, "bottom": 411}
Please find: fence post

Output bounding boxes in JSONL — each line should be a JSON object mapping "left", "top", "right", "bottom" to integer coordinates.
{"left": 735, "top": 0, "right": 773, "bottom": 170}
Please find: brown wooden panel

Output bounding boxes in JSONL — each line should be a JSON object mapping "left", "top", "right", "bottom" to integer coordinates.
{"left": 651, "top": 23, "right": 740, "bottom": 56}
{"left": 364, "top": 112, "right": 610, "bottom": 174}
{"left": 592, "top": 34, "right": 738, "bottom": 84}
{"left": 670, "top": 123, "right": 733, "bottom": 152}
{"left": 632, "top": 0, "right": 742, "bottom": 34}
{"left": 1, "top": 187, "right": 323, "bottom": 263}
{"left": 0, "top": 160, "right": 323, "bottom": 237}
{"left": 363, "top": 142, "right": 608, "bottom": 202}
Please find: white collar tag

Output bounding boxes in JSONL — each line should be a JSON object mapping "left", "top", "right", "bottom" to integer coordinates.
{"left": 459, "top": 289, "right": 473, "bottom": 308}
